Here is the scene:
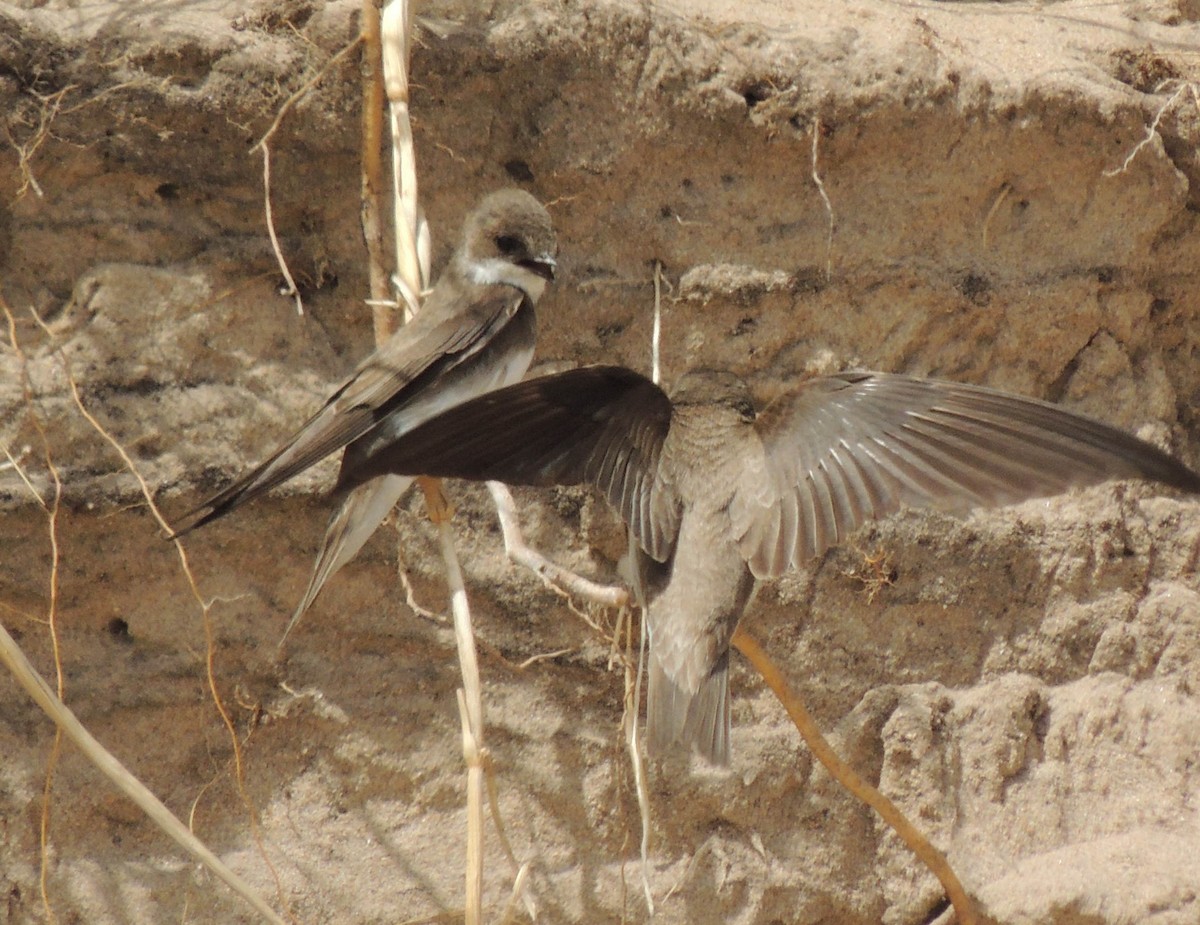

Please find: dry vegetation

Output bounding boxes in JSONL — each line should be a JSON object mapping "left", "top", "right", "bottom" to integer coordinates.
{"left": 2, "top": 1, "right": 1200, "bottom": 924}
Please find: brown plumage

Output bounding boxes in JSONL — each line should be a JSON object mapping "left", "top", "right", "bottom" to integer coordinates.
{"left": 338, "top": 364, "right": 1200, "bottom": 764}
{"left": 170, "top": 189, "right": 557, "bottom": 626}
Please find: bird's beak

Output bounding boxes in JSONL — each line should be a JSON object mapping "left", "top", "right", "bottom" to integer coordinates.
{"left": 521, "top": 254, "right": 557, "bottom": 282}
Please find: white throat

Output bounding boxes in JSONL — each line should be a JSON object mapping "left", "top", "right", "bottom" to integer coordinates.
{"left": 465, "top": 256, "right": 546, "bottom": 301}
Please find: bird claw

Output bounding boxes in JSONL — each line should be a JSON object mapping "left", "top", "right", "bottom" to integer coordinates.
{"left": 418, "top": 475, "right": 455, "bottom": 523}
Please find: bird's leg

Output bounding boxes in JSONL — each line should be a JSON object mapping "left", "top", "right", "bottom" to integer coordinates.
{"left": 486, "top": 481, "right": 630, "bottom": 608}
{"left": 417, "top": 475, "right": 455, "bottom": 523}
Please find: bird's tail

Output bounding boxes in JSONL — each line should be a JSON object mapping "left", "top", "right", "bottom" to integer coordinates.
{"left": 646, "top": 651, "right": 731, "bottom": 766}
{"left": 279, "top": 474, "right": 415, "bottom": 647}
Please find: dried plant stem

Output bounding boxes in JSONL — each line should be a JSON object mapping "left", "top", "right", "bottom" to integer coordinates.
{"left": 382, "top": 0, "right": 427, "bottom": 318}
{"left": 55, "top": 335, "right": 289, "bottom": 918}
{"left": 62, "top": 365, "right": 292, "bottom": 922}
{"left": 651, "top": 260, "right": 663, "bottom": 385}
{"left": 1104, "top": 82, "right": 1195, "bottom": 177}
{"left": 251, "top": 33, "right": 363, "bottom": 317}
{"left": 495, "top": 862, "right": 534, "bottom": 925}
{"left": 810, "top": 118, "right": 834, "bottom": 282}
{"left": 360, "top": 0, "right": 393, "bottom": 338}
{"left": 5, "top": 302, "right": 67, "bottom": 924}
{"left": 731, "top": 627, "right": 978, "bottom": 925}
{"left": 388, "top": 107, "right": 424, "bottom": 318}
{"left": 36, "top": 522, "right": 62, "bottom": 925}
{"left": 981, "top": 182, "right": 1012, "bottom": 250}
{"left": 458, "top": 698, "right": 485, "bottom": 925}
{"left": 258, "top": 142, "right": 303, "bottom": 315}
{"left": 623, "top": 596, "right": 654, "bottom": 917}
{"left": 252, "top": 36, "right": 363, "bottom": 156}
{"left": 379, "top": 4, "right": 487, "bottom": 921}
{"left": 0, "top": 302, "right": 286, "bottom": 924}
{"left": 627, "top": 271, "right": 664, "bottom": 915}
{"left": 0, "top": 621, "right": 287, "bottom": 925}
{"left": 429, "top": 496, "right": 485, "bottom": 925}
{"left": 481, "top": 754, "right": 525, "bottom": 878}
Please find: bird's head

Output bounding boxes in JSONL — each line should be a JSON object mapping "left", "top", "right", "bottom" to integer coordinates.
{"left": 461, "top": 188, "right": 558, "bottom": 299}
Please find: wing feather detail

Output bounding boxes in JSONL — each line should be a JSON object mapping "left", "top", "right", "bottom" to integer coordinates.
{"left": 343, "top": 365, "right": 683, "bottom": 561}
{"left": 732, "top": 371, "right": 1200, "bottom": 579}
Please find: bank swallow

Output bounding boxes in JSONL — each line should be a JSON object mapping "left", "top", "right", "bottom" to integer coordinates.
{"left": 171, "top": 189, "right": 558, "bottom": 627}
{"left": 334, "top": 364, "right": 1200, "bottom": 764}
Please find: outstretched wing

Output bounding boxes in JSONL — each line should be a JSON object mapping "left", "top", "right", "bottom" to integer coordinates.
{"left": 733, "top": 371, "right": 1200, "bottom": 578}
{"left": 341, "top": 365, "right": 683, "bottom": 561}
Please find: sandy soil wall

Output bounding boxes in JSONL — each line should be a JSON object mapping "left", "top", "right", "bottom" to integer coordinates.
{"left": 2, "top": 1, "right": 1199, "bottom": 923}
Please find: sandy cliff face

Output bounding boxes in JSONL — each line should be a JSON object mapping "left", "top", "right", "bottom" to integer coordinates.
{"left": 2, "top": 1, "right": 1199, "bottom": 922}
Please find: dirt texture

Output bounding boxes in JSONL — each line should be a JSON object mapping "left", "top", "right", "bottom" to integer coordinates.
{"left": 2, "top": 1, "right": 1200, "bottom": 923}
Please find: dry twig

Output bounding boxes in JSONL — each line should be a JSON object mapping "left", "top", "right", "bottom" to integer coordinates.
{"left": 382, "top": 0, "right": 429, "bottom": 320}
{"left": 62, "top": 362, "right": 293, "bottom": 923}
{"left": 251, "top": 33, "right": 363, "bottom": 316}
{"left": 1104, "top": 82, "right": 1197, "bottom": 178}
{"left": 3, "top": 300, "right": 66, "bottom": 924}
{"left": 0, "top": 621, "right": 287, "bottom": 925}
{"left": 257, "top": 142, "right": 304, "bottom": 315}
{"left": 5, "top": 84, "right": 75, "bottom": 199}
{"left": 810, "top": 118, "right": 835, "bottom": 281}
{"left": 732, "top": 627, "right": 978, "bottom": 925}
{"left": 375, "top": 4, "right": 524, "bottom": 921}
{"left": 0, "top": 302, "right": 287, "bottom": 924}
{"left": 4, "top": 80, "right": 162, "bottom": 199}
{"left": 360, "top": 0, "right": 393, "bottom": 341}
{"left": 981, "top": 182, "right": 1012, "bottom": 250}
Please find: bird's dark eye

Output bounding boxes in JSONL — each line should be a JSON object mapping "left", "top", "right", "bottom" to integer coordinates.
{"left": 495, "top": 234, "right": 523, "bottom": 256}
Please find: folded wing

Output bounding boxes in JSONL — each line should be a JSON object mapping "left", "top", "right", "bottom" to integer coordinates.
{"left": 169, "top": 288, "right": 525, "bottom": 537}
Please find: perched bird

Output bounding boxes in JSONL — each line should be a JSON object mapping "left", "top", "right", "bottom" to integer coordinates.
{"left": 335, "top": 364, "right": 1200, "bottom": 764}
{"left": 170, "top": 189, "right": 558, "bottom": 627}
